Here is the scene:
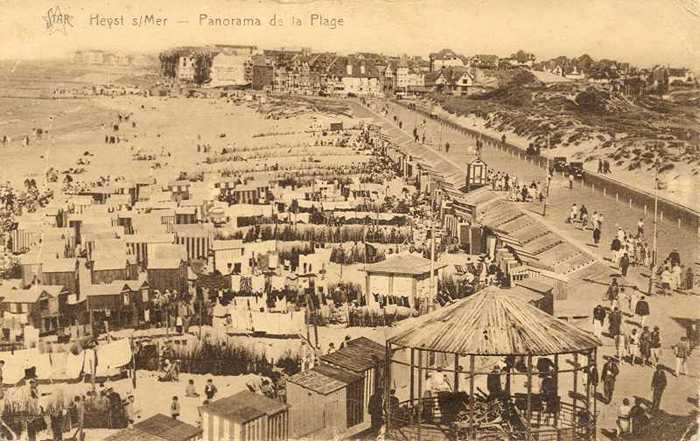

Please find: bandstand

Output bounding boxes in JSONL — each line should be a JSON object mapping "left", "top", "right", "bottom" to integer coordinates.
{"left": 384, "top": 287, "right": 601, "bottom": 441}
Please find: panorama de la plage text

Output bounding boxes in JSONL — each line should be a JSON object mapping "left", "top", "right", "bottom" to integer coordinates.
{"left": 88, "top": 13, "right": 344, "bottom": 29}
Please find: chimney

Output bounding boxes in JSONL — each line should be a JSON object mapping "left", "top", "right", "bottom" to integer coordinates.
{"left": 346, "top": 63, "right": 352, "bottom": 76}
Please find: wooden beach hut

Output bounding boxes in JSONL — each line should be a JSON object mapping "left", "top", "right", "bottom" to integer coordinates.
{"left": 286, "top": 364, "right": 363, "bottom": 439}
{"left": 320, "top": 336, "right": 387, "bottom": 426}
{"left": 199, "top": 391, "right": 289, "bottom": 441}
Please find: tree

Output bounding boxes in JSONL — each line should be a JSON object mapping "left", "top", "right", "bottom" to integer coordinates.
{"left": 193, "top": 52, "right": 214, "bottom": 85}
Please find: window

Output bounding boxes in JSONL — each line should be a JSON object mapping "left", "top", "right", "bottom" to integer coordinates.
{"left": 9, "top": 303, "right": 18, "bottom": 314}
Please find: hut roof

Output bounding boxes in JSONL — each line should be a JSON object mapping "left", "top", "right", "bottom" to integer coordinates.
{"left": 41, "top": 258, "right": 77, "bottom": 273}
{"left": 105, "top": 413, "right": 201, "bottom": 441}
{"left": 389, "top": 286, "right": 600, "bottom": 356}
{"left": 360, "top": 254, "right": 446, "bottom": 276}
{"left": 321, "top": 337, "right": 386, "bottom": 373}
{"left": 200, "top": 391, "right": 288, "bottom": 423}
{"left": 288, "top": 363, "right": 362, "bottom": 395}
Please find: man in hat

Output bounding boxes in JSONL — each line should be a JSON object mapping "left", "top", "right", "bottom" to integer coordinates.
{"left": 368, "top": 387, "right": 384, "bottom": 435}
{"left": 601, "top": 357, "right": 619, "bottom": 403}
{"left": 592, "top": 304, "right": 606, "bottom": 339}
{"left": 487, "top": 366, "right": 503, "bottom": 401}
{"left": 635, "top": 296, "right": 650, "bottom": 328}
{"left": 650, "top": 364, "right": 667, "bottom": 411}
{"left": 650, "top": 326, "right": 662, "bottom": 367}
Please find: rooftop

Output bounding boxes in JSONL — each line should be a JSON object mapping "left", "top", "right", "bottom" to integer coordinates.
{"left": 320, "top": 337, "right": 386, "bottom": 373}
{"left": 389, "top": 286, "right": 601, "bottom": 356}
{"left": 288, "top": 363, "right": 362, "bottom": 395}
{"left": 104, "top": 413, "right": 201, "bottom": 441}
{"left": 361, "top": 254, "right": 446, "bottom": 276}
{"left": 200, "top": 391, "right": 288, "bottom": 423}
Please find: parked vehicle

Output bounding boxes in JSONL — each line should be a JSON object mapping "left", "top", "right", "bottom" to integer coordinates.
{"left": 552, "top": 156, "right": 568, "bottom": 172}
{"left": 569, "top": 161, "right": 584, "bottom": 178}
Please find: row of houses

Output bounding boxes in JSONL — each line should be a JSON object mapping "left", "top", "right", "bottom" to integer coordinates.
{"left": 72, "top": 50, "right": 154, "bottom": 67}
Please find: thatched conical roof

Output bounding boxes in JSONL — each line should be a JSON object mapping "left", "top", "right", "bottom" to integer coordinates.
{"left": 389, "top": 286, "right": 600, "bottom": 356}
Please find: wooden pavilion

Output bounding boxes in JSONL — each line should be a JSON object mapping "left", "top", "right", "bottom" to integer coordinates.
{"left": 385, "top": 286, "right": 601, "bottom": 441}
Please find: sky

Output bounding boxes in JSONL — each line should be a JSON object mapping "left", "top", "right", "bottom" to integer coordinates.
{"left": 0, "top": 0, "right": 698, "bottom": 70}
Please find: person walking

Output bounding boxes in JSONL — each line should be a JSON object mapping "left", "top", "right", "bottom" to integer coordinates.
{"left": 620, "top": 252, "right": 630, "bottom": 277}
{"left": 673, "top": 337, "right": 689, "bottom": 376}
{"left": 586, "top": 360, "right": 599, "bottom": 401}
{"left": 637, "top": 219, "right": 645, "bottom": 237}
{"left": 606, "top": 278, "right": 620, "bottom": 309}
{"left": 610, "top": 236, "right": 622, "bottom": 264}
{"left": 592, "top": 304, "right": 606, "bottom": 339}
{"left": 616, "top": 398, "right": 632, "bottom": 437}
{"left": 650, "top": 364, "right": 667, "bottom": 412}
{"left": 609, "top": 307, "right": 623, "bottom": 355}
{"left": 568, "top": 172, "right": 574, "bottom": 189}
{"left": 368, "top": 388, "right": 384, "bottom": 435}
{"left": 628, "top": 328, "right": 640, "bottom": 365}
{"left": 601, "top": 357, "right": 619, "bottom": 403}
{"left": 569, "top": 203, "right": 578, "bottom": 224}
{"left": 650, "top": 326, "right": 662, "bottom": 367}
{"left": 635, "top": 296, "right": 650, "bottom": 328}
{"left": 640, "top": 326, "right": 652, "bottom": 366}
{"left": 592, "top": 224, "right": 601, "bottom": 246}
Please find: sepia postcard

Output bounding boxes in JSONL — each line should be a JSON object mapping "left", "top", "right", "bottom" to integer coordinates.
{"left": 0, "top": 0, "right": 698, "bottom": 439}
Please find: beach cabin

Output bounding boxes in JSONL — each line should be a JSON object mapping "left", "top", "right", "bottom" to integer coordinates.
{"left": 360, "top": 254, "right": 446, "bottom": 309}
{"left": 10, "top": 217, "right": 43, "bottom": 254}
{"left": 320, "top": 337, "right": 386, "bottom": 426}
{"left": 147, "top": 257, "right": 187, "bottom": 295}
{"left": 173, "top": 224, "right": 214, "bottom": 261}
{"left": 465, "top": 157, "right": 488, "bottom": 191}
{"left": 199, "top": 391, "right": 289, "bottom": 441}
{"left": 41, "top": 258, "right": 79, "bottom": 295}
{"left": 287, "top": 364, "right": 364, "bottom": 439}
{"left": 125, "top": 233, "right": 174, "bottom": 268}
{"left": 91, "top": 255, "right": 130, "bottom": 284}
{"left": 0, "top": 285, "right": 67, "bottom": 332}
{"left": 19, "top": 252, "right": 43, "bottom": 287}
{"left": 212, "top": 239, "right": 246, "bottom": 274}
{"left": 175, "top": 207, "right": 198, "bottom": 225}
{"left": 84, "top": 279, "right": 148, "bottom": 330}
{"left": 105, "top": 413, "right": 201, "bottom": 441}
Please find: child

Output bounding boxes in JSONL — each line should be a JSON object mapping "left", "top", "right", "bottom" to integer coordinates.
{"left": 170, "top": 396, "right": 180, "bottom": 420}
{"left": 185, "top": 379, "right": 199, "bottom": 398}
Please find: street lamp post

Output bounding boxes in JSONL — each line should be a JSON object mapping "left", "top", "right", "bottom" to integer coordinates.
{"left": 647, "top": 162, "right": 660, "bottom": 295}
{"left": 543, "top": 157, "right": 551, "bottom": 217}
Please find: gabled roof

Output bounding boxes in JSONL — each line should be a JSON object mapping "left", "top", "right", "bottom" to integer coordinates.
{"left": 0, "top": 286, "right": 49, "bottom": 304}
{"left": 288, "top": 363, "right": 362, "bottom": 395}
{"left": 105, "top": 413, "right": 201, "bottom": 441}
{"left": 320, "top": 337, "right": 386, "bottom": 373}
{"left": 212, "top": 239, "right": 244, "bottom": 251}
{"left": 92, "top": 256, "right": 127, "bottom": 271}
{"left": 200, "top": 391, "right": 288, "bottom": 423}
{"left": 34, "top": 285, "right": 66, "bottom": 298}
{"left": 147, "top": 258, "right": 183, "bottom": 270}
{"left": 360, "top": 254, "right": 446, "bottom": 276}
{"left": 41, "top": 258, "right": 77, "bottom": 273}
{"left": 83, "top": 281, "right": 132, "bottom": 297}
{"left": 389, "top": 286, "right": 601, "bottom": 355}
